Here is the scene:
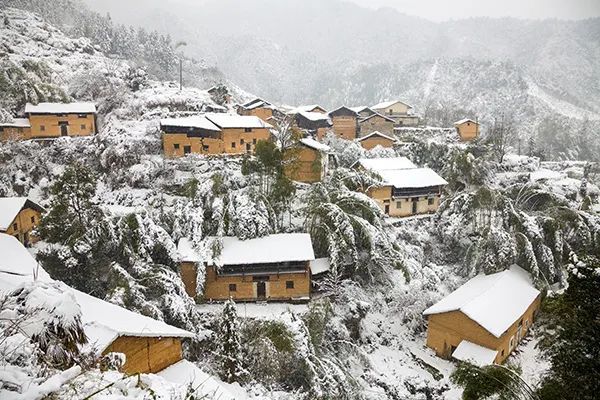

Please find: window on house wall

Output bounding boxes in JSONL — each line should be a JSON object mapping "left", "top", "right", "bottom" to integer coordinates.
{"left": 231, "top": 142, "right": 236, "bottom": 148}
{"left": 174, "top": 144, "right": 180, "bottom": 149}
{"left": 80, "top": 124, "right": 86, "bottom": 130}
{"left": 202, "top": 145, "right": 209, "bottom": 152}
{"left": 428, "top": 198, "right": 435, "bottom": 205}
{"left": 183, "top": 145, "right": 191, "bottom": 154}
{"left": 244, "top": 128, "right": 252, "bottom": 132}
{"left": 13, "top": 223, "right": 18, "bottom": 230}
{"left": 253, "top": 138, "right": 257, "bottom": 144}
{"left": 31, "top": 216, "right": 35, "bottom": 224}
{"left": 40, "top": 125, "right": 45, "bottom": 131}
{"left": 286, "top": 281, "right": 294, "bottom": 289}
{"left": 78, "top": 114, "right": 87, "bottom": 119}
{"left": 229, "top": 283, "right": 237, "bottom": 292}
{"left": 396, "top": 201, "right": 402, "bottom": 208}
{"left": 240, "top": 138, "right": 245, "bottom": 144}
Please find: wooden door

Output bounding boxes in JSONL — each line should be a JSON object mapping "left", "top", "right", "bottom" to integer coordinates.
{"left": 60, "top": 124, "right": 68, "bottom": 136}
{"left": 257, "top": 281, "right": 266, "bottom": 299}
{"left": 412, "top": 200, "right": 418, "bottom": 214}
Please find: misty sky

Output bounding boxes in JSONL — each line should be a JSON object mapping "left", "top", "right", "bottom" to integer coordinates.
{"left": 346, "top": 0, "right": 600, "bottom": 21}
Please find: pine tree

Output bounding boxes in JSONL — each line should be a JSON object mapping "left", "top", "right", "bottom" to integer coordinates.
{"left": 218, "top": 299, "right": 244, "bottom": 383}
{"left": 537, "top": 257, "right": 600, "bottom": 400}
{"left": 38, "top": 163, "right": 103, "bottom": 246}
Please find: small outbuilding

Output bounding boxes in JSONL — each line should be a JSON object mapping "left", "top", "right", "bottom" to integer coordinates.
{"left": 423, "top": 265, "right": 541, "bottom": 365}
{"left": 0, "top": 234, "right": 195, "bottom": 375}
{"left": 0, "top": 118, "right": 31, "bottom": 141}
{"left": 237, "top": 98, "right": 276, "bottom": 122}
{"left": 294, "top": 111, "right": 333, "bottom": 140}
{"left": 284, "top": 137, "right": 331, "bottom": 183}
{"left": 0, "top": 197, "right": 45, "bottom": 246}
{"left": 454, "top": 118, "right": 480, "bottom": 141}
{"left": 356, "top": 131, "right": 396, "bottom": 150}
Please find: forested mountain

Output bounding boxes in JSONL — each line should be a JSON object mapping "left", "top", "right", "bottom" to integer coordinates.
{"left": 82, "top": 0, "right": 600, "bottom": 115}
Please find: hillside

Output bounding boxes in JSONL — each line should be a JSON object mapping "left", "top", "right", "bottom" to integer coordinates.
{"left": 1, "top": 4, "right": 600, "bottom": 400}
{"left": 81, "top": 0, "right": 600, "bottom": 123}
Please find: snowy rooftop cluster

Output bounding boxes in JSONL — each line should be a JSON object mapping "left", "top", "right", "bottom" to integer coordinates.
{"left": 356, "top": 157, "right": 447, "bottom": 189}
{"left": 24, "top": 102, "right": 97, "bottom": 114}
{"left": 0, "top": 234, "right": 194, "bottom": 353}
{"left": 423, "top": 265, "right": 540, "bottom": 338}
{"left": 240, "top": 98, "right": 274, "bottom": 110}
{"left": 160, "top": 113, "right": 273, "bottom": 130}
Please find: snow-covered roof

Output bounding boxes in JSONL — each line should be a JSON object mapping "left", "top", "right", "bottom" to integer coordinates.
{"left": 356, "top": 131, "right": 396, "bottom": 142}
{"left": 205, "top": 113, "right": 273, "bottom": 129}
{"left": 158, "top": 360, "right": 239, "bottom": 400}
{"left": 356, "top": 157, "right": 417, "bottom": 172}
{"left": 160, "top": 116, "right": 221, "bottom": 131}
{"left": 0, "top": 197, "right": 44, "bottom": 231}
{"left": 349, "top": 106, "right": 372, "bottom": 113}
{"left": 378, "top": 168, "right": 448, "bottom": 189}
{"left": 454, "top": 118, "right": 478, "bottom": 125}
{"left": 300, "top": 137, "right": 330, "bottom": 152}
{"left": 452, "top": 340, "right": 498, "bottom": 367}
{"left": 371, "top": 100, "right": 412, "bottom": 110}
{"left": 423, "top": 265, "right": 540, "bottom": 338}
{"left": 0, "top": 234, "right": 48, "bottom": 278}
{"left": 213, "top": 233, "right": 315, "bottom": 266}
{"left": 74, "top": 289, "right": 194, "bottom": 352}
{"left": 178, "top": 238, "right": 202, "bottom": 263}
{"left": 241, "top": 98, "right": 273, "bottom": 110}
{"left": 298, "top": 111, "right": 332, "bottom": 123}
{"left": 310, "top": 258, "right": 330, "bottom": 275}
{"left": 291, "top": 104, "right": 327, "bottom": 114}
{"left": 0, "top": 236, "right": 194, "bottom": 353}
{"left": 0, "top": 118, "right": 31, "bottom": 128}
{"left": 24, "top": 102, "right": 97, "bottom": 114}
{"left": 359, "top": 112, "right": 396, "bottom": 123}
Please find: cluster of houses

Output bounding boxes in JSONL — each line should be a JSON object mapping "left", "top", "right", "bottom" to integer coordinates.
{"left": 1, "top": 98, "right": 539, "bottom": 370}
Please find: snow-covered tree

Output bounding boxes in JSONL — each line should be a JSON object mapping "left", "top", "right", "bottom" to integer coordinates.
{"left": 218, "top": 299, "right": 244, "bottom": 383}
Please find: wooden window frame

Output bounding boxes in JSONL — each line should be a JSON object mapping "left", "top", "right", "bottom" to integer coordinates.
{"left": 228, "top": 283, "right": 237, "bottom": 292}
{"left": 286, "top": 280, "right": 294, "bottom": 289}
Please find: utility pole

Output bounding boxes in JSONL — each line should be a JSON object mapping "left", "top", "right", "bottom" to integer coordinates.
{"left": 175, "top": 41, "right": 187, "bottom": 91}
{"left": 179, "top": 58, "right": 183, "bottom": 91}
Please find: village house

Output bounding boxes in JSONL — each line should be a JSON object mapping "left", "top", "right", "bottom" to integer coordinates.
{"left": 371, "top": 100, "right": 420, "bottom": 127}
{"left": 328, "top": 106, "right": 359, "bottom": 140}
{"left": 178, "top": 233, "right": 315, "bottom": 302}
{"left": 356, "top": 131, "right": 396, "bottom": 150}
{"left": 0, "top": 197, "right": 44, "bottom": 246}
{"left": 0, "top": 118, "right": 31, "bottom": 141}
{"left": 24, "top": 102, "right": 98, "bottom": 138}
{"left": 358, "top": 112, "right": 396, "bottom": 135}
{"left": 423, "top": 265, "right": 541, "bottom": 366}
{"left": 237, "top": 98, "right": 276, "bottom": 122}
{"left": 161, "top": 113, "right": 273, "bottom": 157}
{"left": 355, "top": 157, "right": 447, "bottom": 217}
{"left": 294, "top": 111, "right": 333, "bottom": 140}
{"left": 284, "top": 137, "right": 331, "bottom": 183}
{"left": 454, "top": 118, "right": 480, "bottom": 141}
{"left": 207, "top": 85, "right": 231, "bottom": 105}
{"left": 0, "top": 233, "right": 195, "bottom": 374}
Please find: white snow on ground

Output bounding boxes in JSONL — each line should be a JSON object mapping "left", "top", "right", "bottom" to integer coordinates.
{"left": 526, "top": 77, "right": 600, "bottom": 121}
